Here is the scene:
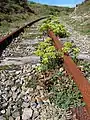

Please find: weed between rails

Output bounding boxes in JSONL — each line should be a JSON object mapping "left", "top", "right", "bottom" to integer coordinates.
{"left": 32, "top": 16, "right": 85, "bottom": 110}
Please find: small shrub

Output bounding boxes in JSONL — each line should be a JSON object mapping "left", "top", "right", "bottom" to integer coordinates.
{"left": 39, "top": 16, "right": 69, "bottom": 37}
{"left": 34, "top": 37, "right": 61, "bottom": 72}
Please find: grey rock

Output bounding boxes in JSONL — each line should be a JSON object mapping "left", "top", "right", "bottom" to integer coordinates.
{"left": 12, "top": 111, "right": 19, "bottom": 118}
{"left": 36, "top": 102, "right": 42, "bottom": 109}
{"left": 3, "top": 102, "right": 8, "bottom": 108}
{"left": 15, "top": 116, "right": 20, "bottom": 120}
{"left": 6, "top": 108, "right": 11, "bottom": 116}
{"left": 0, "top": 116, "right": 4, "bottom": 120}
{"left": 33, "top": 110, "right": 39, "bottom": 119}
{"left": 77, "top": 53, "right": 90, "bottom": 61}
{"left": 11, "top": 86, "right": 17, "bottom": 92}
{"left": 16, "top": 71, "right": 21, "bottom": 75}
{"left": 22, "top": 108, "right": 33, "bottom": 120}
{"left": 31, "top": 102, "right": 37, "bottom": 109}
{"left": 9, "top": 116, "right": 13, "bottom": 120}
{"left": 22, "top": 102, "right": 30, "bottom": 108}
{"left": 1, "top": 110, "right": 5, "bottom": 114}
{"left": 12, "top": 92, "right": 17, "bottom": 101}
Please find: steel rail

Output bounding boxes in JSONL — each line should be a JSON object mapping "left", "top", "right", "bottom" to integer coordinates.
{"left": 0, "top": 16, "right": 90, "bottom": 119}
{"left": 48, "top": 30, "right": 90, "bottom": 117}
{"left": 0, "top": 16, "right": 47, "bottom": 56}
{"left": 72, "top": 107, "right": 90, "bottom": 120}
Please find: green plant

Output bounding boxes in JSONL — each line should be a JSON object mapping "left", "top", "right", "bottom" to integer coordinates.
{"left": 49, "top": 72, "right": 85, "bottom": 110}
{"left": 78, "top": 60, "right": 90, "bottom": 82}
{"left": 25, "top": 76, "right": 38, "bottom": 90}
{"left": 39, "top": 16, "right": 69, "bottom": 37}
{"left": 34, "top": 37, "right": 60, "bottom": 72}
{"left": 35, "top": 38, "right": 79, "bottom": 72}
{"left": 61, "top": 42, "right": 80, "bottom": 62}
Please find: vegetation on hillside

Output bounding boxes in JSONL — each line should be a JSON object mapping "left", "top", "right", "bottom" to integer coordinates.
{"left": 0, "top": 0, "right": 35, "bottom": 24}
{"left": 0, "top": 0, "right": 89, "bottom": 37}
{"left": 72, "top": 0, "right": 90, "bottom": 35}
{"left": 0, "top": 0, "right": 36, "bottom": 38}
{"left": 61, "top": 0, "right": 90, "bottom": 35}
{"left": 0, "top": 0, "right": 74, "bottom": 38}
{"left": 29, "top": 1, "right": 74, "bottom": 16}
{"left": 0, "top": 0, "right": 34, "bottom": 13}
{"left": 75, "top": 0, "right": 90, "bottom": 16}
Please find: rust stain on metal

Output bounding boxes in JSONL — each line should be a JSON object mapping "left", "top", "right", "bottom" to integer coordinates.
{"left": 0, "top": 17, "right": 47, "bottom": 56}
{"left": 48, "top": 30, "right": 90, "bottom": 116}
{"left": 72, "top": 107, "right": 90, "bottom": 120}
{"left": 0, "top": 17, "right": 47, "bottom": 44}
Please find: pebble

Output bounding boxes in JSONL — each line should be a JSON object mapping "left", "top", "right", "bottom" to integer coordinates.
{"left": 22, "top": 108, "right": 33, "bottom": 120}
{"left": 33, "top": 109, "right": 39, "bottom": 119}
{"left": 36, "top": 102, "right": 42, "bottom": 109}
{"left": 6, "top": 108, "right": 10, "bottom": 116}
{"left": 16, "top": 116, "right": 20, "bottom": 120}
{"left": 12, "top": 111, "right": 19, "bottom": 118}
{"left": 16, "top": 71, "right": 21, "bottom": 75}
{"left": 32, "top": 64, "right": 36, "bottom": 68}
{"left": 1, "top": 110, "right": 5, "bottom": 114}
{"left": 22, "top": 102, "right": 30, "bottom": 108}
{"left": 9, "top": 116, "right": 13, "bottom": 120}
{"left": 31, "top": 102, "right": 37, "bottom": 109}
{"left": 59, "top": 67, "right": 64, "bottom": 72}
{"left": 0, "top": 22, "right": 71, "bottom": 120}
{"left": 0, "top": 116, "right": 4, "bottom": 120}
{"left": 11, "top": 86, "right": 17, "bottom": 91}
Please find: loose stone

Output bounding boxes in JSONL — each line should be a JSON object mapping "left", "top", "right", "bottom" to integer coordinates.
{"left": 22, "top": 108, "right": 33, "bottom": 120}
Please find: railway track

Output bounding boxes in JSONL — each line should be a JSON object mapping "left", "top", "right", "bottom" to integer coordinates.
{"left": 0, "top": 17, "right": 90, "bottom": 120}
{"left": 48, "top": 30, "right": 90, "bottom": 119}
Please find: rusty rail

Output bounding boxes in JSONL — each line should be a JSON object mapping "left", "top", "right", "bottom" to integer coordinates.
{"left": 48, "top": 30, "right": 90, "bottom": 117}
{"left": 0, "top": 16, "right": 90, "bottom": 119}
{"left": 72, "top": 107, "right": 90, "bottom": 120}
{"left": 0, "top": 16, "right": 47, "bottom": 56}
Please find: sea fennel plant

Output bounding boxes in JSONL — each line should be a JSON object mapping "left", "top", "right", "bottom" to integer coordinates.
{"left": 39, "top": 16, "right": 69, "bottom": 37}
{"left": 34, "top": 37, "right": 60, "bottom": 72}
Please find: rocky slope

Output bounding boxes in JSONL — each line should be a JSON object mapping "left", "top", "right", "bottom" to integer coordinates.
{"left": 69, "top": 0, "right": 90, "bottom": 35}
{"left": 74, "top": 0, "right": 90, "bottom": 16}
